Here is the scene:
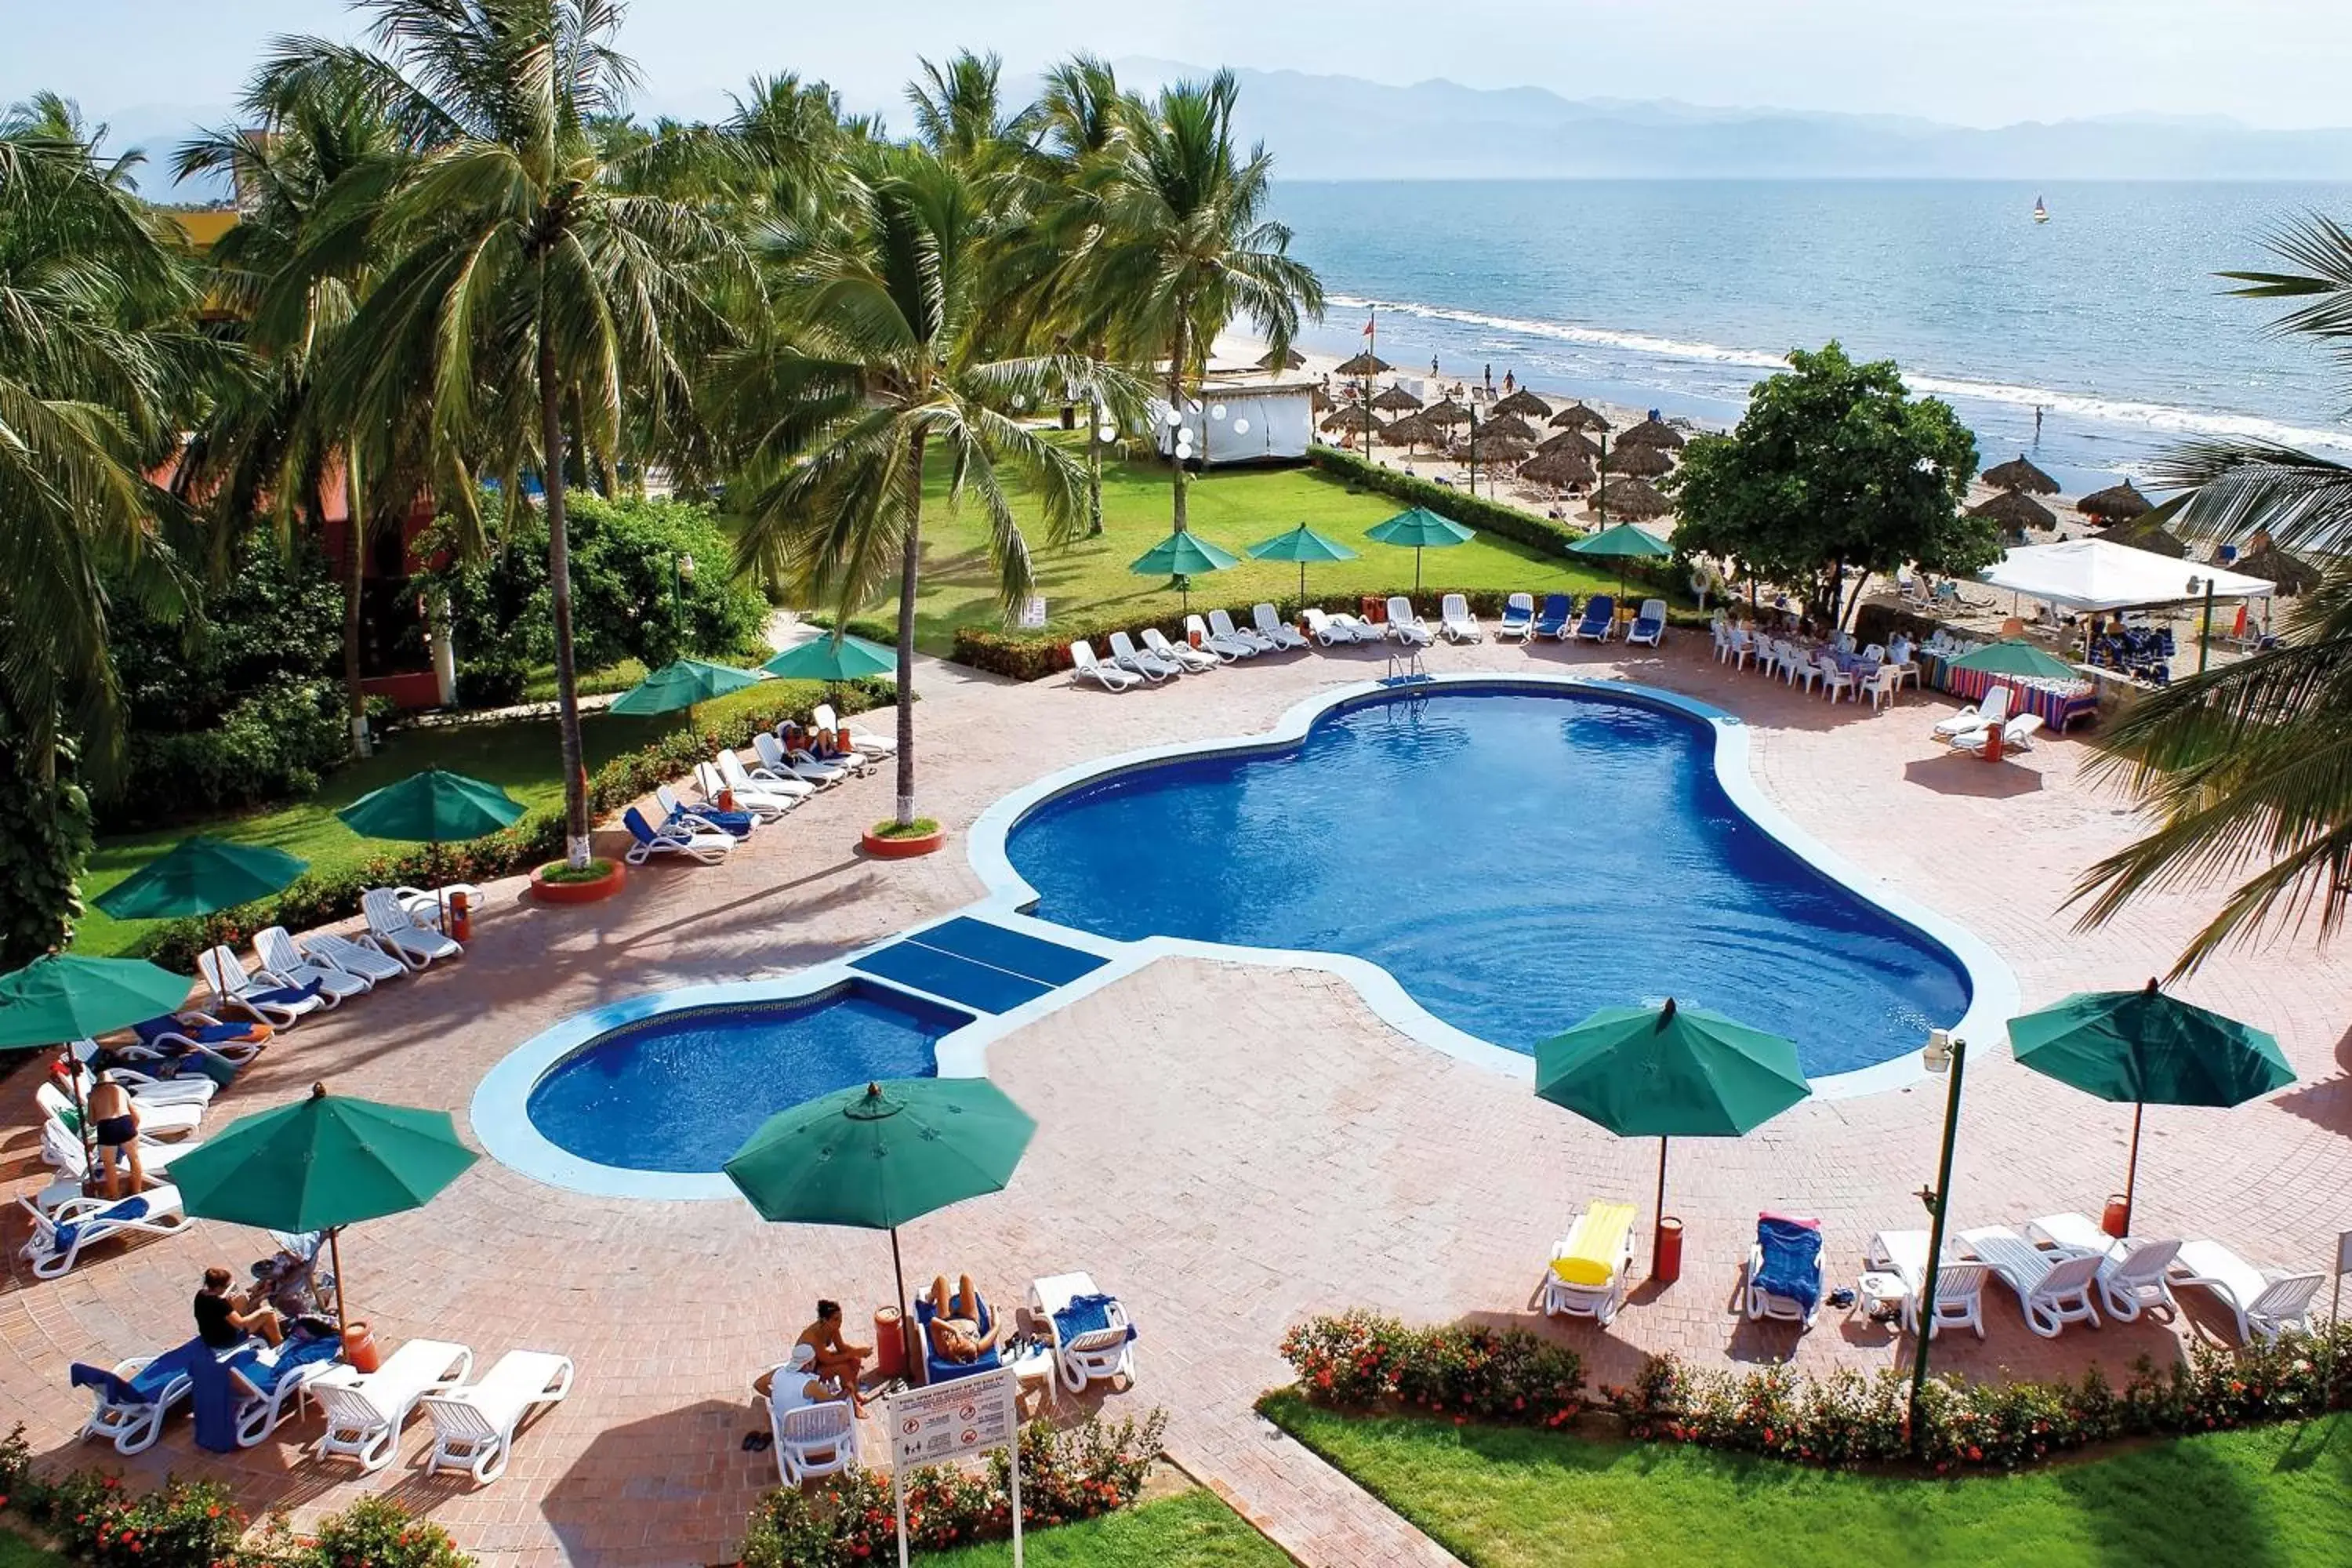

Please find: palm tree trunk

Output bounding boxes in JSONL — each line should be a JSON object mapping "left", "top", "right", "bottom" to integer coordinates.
{"left": 539, "top": 328, "right": 592, "bottom": 869}
{"left": 1087, "top": 437, "right": 1103, "bottom": 539}
{"left": 341, "top": 446, "right": 372, "bottom": 758}
{"left": 1168, "top": 316, "right": 1190, "bottom": 535}
{"left": 895, "top": 431, "right": 924, "bottom": 827}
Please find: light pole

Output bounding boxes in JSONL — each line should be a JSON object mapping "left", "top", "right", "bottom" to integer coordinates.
{"left": 1907, "top": 1029, "right": 1967, "bottom": 1454}
{"left": 670, "top": 550, "right": 695, "bottom": 657}
{"left": 2190, "top": 573, "right": 2215, "bottom": 675}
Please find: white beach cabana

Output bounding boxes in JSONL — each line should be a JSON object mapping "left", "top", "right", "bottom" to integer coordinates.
{"left": 1974, "top": 538, "right": 2274, "bottom": 614}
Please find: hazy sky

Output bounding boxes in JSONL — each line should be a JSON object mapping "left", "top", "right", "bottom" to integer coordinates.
{"left": 10, "top": 0, "right": 2350, "bottom": 138}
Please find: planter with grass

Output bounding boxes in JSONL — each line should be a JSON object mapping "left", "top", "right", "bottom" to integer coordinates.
{"left": 861, "top": 818, "right": 945, "bottom": 858}
{"left": 531, "top": 856, "right": 626, "bottom": 903}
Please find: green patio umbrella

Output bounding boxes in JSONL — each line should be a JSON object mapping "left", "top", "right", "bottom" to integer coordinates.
{"left": 1569, "top": 521, "right": 1673, "bottom": 604}
{"left": 1946, "top": 639, "right": 2079, "bottom": 682}
{"left": 725, "top": 1079, "right": 1035, "bottom": 1368}
{"left": 608, "top": 655, "right": 765, "bottom": 717}
{"left": 2009, "top": 979, "right": 2292, "bottom": 1234}
{"left": 1536, "top": 997, "right": 1812, "bottom": 1268}
{"left": 761, "top": 633, "right": 898, "bottom": 684}
{"left": 1247, "top": 523, "right": 1359, "bottom": 601}
{"left": 165, "top": 1082, "right": 480, "bottom": 1328}
{"left": 1129, "top": 532, "right": 1241, "bottom": 614}
{"left": 95, "top": 837, "right": 308, "bottom": 921}
{"left": 1366, "top": 506, "right": 1474, "bottom": 590}
{"left": 336, "top": 768, "right": 528, "bottom": 927}
{"left": 0, "top": 954, "right": 194, "bottom": 1050}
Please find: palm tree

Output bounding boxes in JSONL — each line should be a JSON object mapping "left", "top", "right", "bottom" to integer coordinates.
{"left": 263, "top": 0, "right": 741, "bottom": 868}
{"left": 2071, "top": 213, "right": 2352, "bottom": 971}
{"left": 0, "top": 94, "right": 209, "bottom": 781}
{"left": 1077, "top": 71, "right": 1323, "bottom": 535}
{"left": 715, "top": 149, "right": 1129, "bottom": 827}
{"left": 906, "top": 52, "right": 1020, "bottom": 170}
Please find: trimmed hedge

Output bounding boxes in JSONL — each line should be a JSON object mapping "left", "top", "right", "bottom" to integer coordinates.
{"left": 1306, "top": 445, "right": 1586, "bottom": 557}
{"left": 139, "top": 678, "right": 891, "bottom": 968}
{"left": 1276, "top": 1310, "right": 1586, "bottom": 1430}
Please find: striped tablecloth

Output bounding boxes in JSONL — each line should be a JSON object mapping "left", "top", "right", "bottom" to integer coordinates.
{"left": 1924, "top": 657, "right": 2101, "bottom": 731}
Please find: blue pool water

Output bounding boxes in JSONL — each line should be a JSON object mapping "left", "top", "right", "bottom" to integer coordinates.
{"left": 525, "top": 983, "right": 971, "bottom": 1173}
{"left": 1006, "top": 688, "right": 1970, "bottom": 1078}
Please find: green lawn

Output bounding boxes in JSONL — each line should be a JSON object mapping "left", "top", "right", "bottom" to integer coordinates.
{"left": 927, "top": 1489, "right": 1287, "bottom": 1567}
{"left": 1263, "top": 1393, "right": 2352, "bottom": 1568}
{"left": 895, "top": 454, "right": 1621, "bottom": 652}
{"left": 0, "top": 1530, "right": 64, "bottom": 1568}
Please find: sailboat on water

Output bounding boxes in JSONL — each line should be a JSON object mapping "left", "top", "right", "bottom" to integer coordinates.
{"left": 2033, "top": 194, "right": 2049, "bottom": 224}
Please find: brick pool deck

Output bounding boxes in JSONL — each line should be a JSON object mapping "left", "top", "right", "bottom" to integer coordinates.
{"left": 5, "top": 636, "right": 2349, "bottom": 1566}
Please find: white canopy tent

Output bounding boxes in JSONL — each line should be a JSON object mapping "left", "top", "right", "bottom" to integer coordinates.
{"left": 1151, "top": 381, "right": 1316, "bottom": 466}
{"left": 1973, "top": 538, "right": 2275, "bottom": 613}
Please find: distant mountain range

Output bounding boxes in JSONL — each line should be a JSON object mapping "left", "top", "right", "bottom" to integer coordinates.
{"left": 1112, "top": 60, "right": 2352, "bottom": 181}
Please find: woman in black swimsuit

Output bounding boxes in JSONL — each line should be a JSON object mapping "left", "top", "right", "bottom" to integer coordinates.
{"left": 85, "top": 1072, "right": 143, "bottom": 1200}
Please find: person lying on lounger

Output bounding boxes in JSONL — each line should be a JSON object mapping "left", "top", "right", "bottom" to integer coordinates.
{"left": 924, "top": 1275, "right": 1000, "bottom": 1364}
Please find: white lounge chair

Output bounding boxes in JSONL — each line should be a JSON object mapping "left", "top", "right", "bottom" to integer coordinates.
{"left": 1106, "top": 630, "right": 1181, "bottom": 682}
{"left": 360, "top": 889, "right": 463, "bottom": 969}
{"left": 1209, "top": 608, "right": 1275, "bottom": 654}
{"left": 1069, "top": 641, "right": 1140, "bottom": 691}
{"left": 310, "top": 1338, "right": 474, "bottom": 1472}
{"left": 715, "top": 750, "right": 809, "bottom": 814}
{"left": 622, "top": 806, "right": 735, "bottom": 866}
{"left": 232, "top": 1340, "right": 349, "bottom": 1447}
{"left": 1439, "top": 593, "right": 1483, "bottom": 643}
{"left": 1254, "top": 603, "right": 1310, "bottom": 650}
{"left": 1865, "top": 1229, "right": 1987, "bottom": 1339}
{"left": 1142, "top": 626, "right": 1219, "bottom": 673}
{"left": 771, "top": 1391, "right": 858, "bottom": 1487}
{"left": 1385, "top": 596, "right": 1436, "bottom": 647}
{"left": 40, "top": 1117, "right": 201, "bottom": 1196}
{"left": 1950, "top": 713, "right": 2044, "bottom": 755}
{"left": 254, "top": 927, "right": 370, "bottom": 1004}
{"left": 1496, "top": 592, "right": 1536, "bottom": 641}
{"left": 1177, "top": 613, "right": 1242, "bottom": 660}
{"left": 813, "top": 702, "right": 896, "bottom": 757}
{"left": 69, "top": 1056, "right": 216, "bottom": 1108}
{"left": 299, "top": 932, "right": 408, "bottom": 986}
{"left": 1029, "top": 1271, "right": 1138, "bottom": 1397}
{"left": 1957, "top": 1225, "right": 2103, "bottom": 1338}
{"left": 2167, "top": 1240, "right": 2327, "bottom": 1344}
{"left": 198, "top": 945, "right": 325, "bottom": 1025}
{"left": 1743, "top": 1215, "right": 1825, "bottom": 1328}
{"left": 386, "top": 883, "right": 487, "bottom": 930}
{"left": 42, "top": 1079, "right": 205, "bottom": 1138}
{"left": 753, "top": 731, "right": 846, "bottom": 787}
{"left": 1541, "top": 1200, "right": 1638, "bottom": 1327}
{"left": 419, "top": 1349, "right": 575, "bottom": 1483}
{"left": 2024, "top": 1214, "right": 2181, "bottom": 1323}
{"left": 1301, "top": 608, "right": 1362, "bottom": 647}
{"left": 72, "top": 1343, "right": 203, "bottom": 1455}
{"left": 695, "top": 761, "right": 789, "bottom": 824}
{"left": 1932, "top": 683, "right": 2013, "bottom": 739}
{"left": 18, "top": 1185, "right": 190, "bottom": 1279}
{"left": 1624, "top": 599, "right": 1667, "bottom": 648}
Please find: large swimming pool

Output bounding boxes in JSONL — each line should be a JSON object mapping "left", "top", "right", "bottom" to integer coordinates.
{"left": 1005, "top": 686, "right": 1971, "bottom": 1078}
{"left": 524, "top": 982, "right": 971, "bottom": 1173}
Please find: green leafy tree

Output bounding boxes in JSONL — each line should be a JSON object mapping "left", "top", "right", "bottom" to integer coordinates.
{"left": 266, "top": 0, "right": 742, "bottom": 867}
{"left": 2072, "top": 216, "right": 2352, "bottom": 969}
{"left": 714, "top": 148, "right": 1128, "bottom": 827}
{"left": 1670, "top": 342, "right": 1991, "bottom": 629}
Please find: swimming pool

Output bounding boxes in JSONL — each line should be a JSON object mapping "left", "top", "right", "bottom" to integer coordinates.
{"left": 523, "top": 982, "right": 972, "bottom": 1174}
{"left": 1002, "top": 684, "right": 1973, "bottom": 1079}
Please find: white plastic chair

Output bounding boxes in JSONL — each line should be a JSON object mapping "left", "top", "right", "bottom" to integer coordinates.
{"left": 2168, "top": 1240, "right": 2327, "bottom": 1343}
{"left": 1816, "top": 656, "right": 1855, "bottom": 703}
{"left": 309, "top": 1339, "right": 474, "bottom": 1472}
{"left": 360, "top": 889, "right": 463, "bottom": 969}
{"left": 1438, "top": 593, "right": 1483, "bottom": 643}
{"left": 1254, "top": 603, "right": 1311, "bottom": 649}
{"left": 1863, "top": 664, "right": 1901, "bottom": 711}
{"left": 419, "top": 1350, "right": 574, "bottom": 1483}
{"left": 1069, "top": 641, "right": 1139, "bottom": 690}
{"left": 1029, "top": 1271, "right": 1137, "bottom": 1397}
{"left": 771, "top": 1396, "right": 857, "bottom": 1486}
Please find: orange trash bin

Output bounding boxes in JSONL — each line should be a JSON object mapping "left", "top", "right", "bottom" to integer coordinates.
{"left": 873, "top": 1306, "right": 906, "bottom": 1382}
{"left": 1652, "top": 1217, "right": 1685, "bottom": 1284}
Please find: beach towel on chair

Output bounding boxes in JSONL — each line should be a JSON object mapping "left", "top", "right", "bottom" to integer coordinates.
{"left": 1754, "top": 1216, "right": 1823, "bottom": 1316}
{"left": 71, "top": 1341, "right": 205, "bottom": 1408}
{"left": 1052, "top": 1294, "right": 1137, "bottom": 1345}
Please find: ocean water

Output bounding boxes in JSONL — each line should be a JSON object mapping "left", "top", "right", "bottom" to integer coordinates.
{"left": 1007, "top": 688, "right": 1971, "bottom": 1078}
{"left": 1272, "top": 180, "right": 2352, "bottom": 492}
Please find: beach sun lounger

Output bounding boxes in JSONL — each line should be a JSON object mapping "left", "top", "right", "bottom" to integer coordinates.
{"left": 1865, "top": 1229, "right": 1987, "bottom": 1338}
{"left": 230, "top": 1336, "right": 349, "bottom": 1447}
{"left": 1107, "top": 630, "right": 1181, "bottom": 681}
{"left": 71, "top": 1341, "right": 206, "bottom": 1454}
{"left": 657, "top": 782, "right": 755, "bottom": 839}
{"left": 198, "top": 946, "right": 324, "bottom": 1026}
{"left": 1069, "top": 641, "right": 1140, "bottom": 691}
{"left": 19, "top": 1185, "right": 191, "bottom": 1279}
{"left": 1142, "top": 626, "right": 1220, "bottom": 673}
{"left": 813, "top": 702, "right": 896, "bottom": 757}
{"left": 310, "top": 1338, "right": 474, "bottom": 1472}
{"left": 1571, "top": 595, "right": 1617, "bottom": 642}
{"left": 1625, "top": 598, "right": 1667, "bottom": 648}
{"left": 1948, "top": 713, "right": 2044, "bottom": 755}
{"left": 254, "top": 926, "right": 368, "bottom": 1005}
{"left": 2166, "top": 1240, "right": 2326, "bottom": 1344}
{"left": 1542, "top": 1200, "right": 1638, "bottom": 1326}
{"left": 1385, "top": 596, "right": 1436, "bottom": 647}
{"left": 2024, "top": 1213, "right": 2181, "bottom": 1322}
{"left": 1744, "top": 1213, "right": 1824, "bottom": 1328}
{"left": 724, "top": 745, "right": 815, "bottom": 803}
{"left": 707, "top": 756, "right": 800, "bottom": 819}
{"left": 1254, "top": 603, "right": 1311, "bottom": 650}
{"left": 1957, "top": 1225, "right": 2103, "bottom": 1338}
{"left": 1932, "top": 683, "right": 2013, "bottom": 739}
{"left": 419, "top": 1349, "right": 575, "bottom": 1483}
{"left": 1439, "top": 593, "right": 1483, "bottom": 643}
{"left": 42, "top": 1080, "right": 206, "bottom": 1141}
{"left": 1185, "top": 612, "right": 1254, "bottom": 660}
{"left": 298, "top": 931, "right": 409, "bottom": 986}
{"left": 622, "top": 806, "right": 736, "bottom": 866}
{"left": 752, "top": 731, "right": 847, "bottom": 787}
{"left": 1029, "top": 1270, "right": 1138, "bottom": 1397}
{"left": 1301, "top": 608, "right": 1362, "bottom": 647}
{"left": 1534, "top": 593, "right": 1574, "bottom": 639}
{"left": 360, "top": 889, "right": 463, "bottom": 969}
{"left": 1210, "top": 608, "right": 1275, "bottom": 654}
{"left": 1497, "top": 592, "right": 1536, "bottom": 641}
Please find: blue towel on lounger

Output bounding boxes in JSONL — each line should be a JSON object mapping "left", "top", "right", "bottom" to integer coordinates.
{"left": 1754, "top": 1217, "right": 1823, "bottom": 1315}
{"left": 247, "top": 980, "right": 321, "bottom": 1008}
{"left": 71, "top": 1339, "right": 205, "bottom": 1408}
{"left": 50, "top": 1194, "right": 151, "bottom": 1257}
{"left": 1051, "top": 1293, "right": 1136, "bottom": 1345}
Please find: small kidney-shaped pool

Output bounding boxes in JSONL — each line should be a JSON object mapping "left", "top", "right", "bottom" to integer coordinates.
{"left": 1004, "top": 684, "right": 1973, "bottom": 1080}
{"left": 523, "top": 982, "right": 972, "bottom": 1173}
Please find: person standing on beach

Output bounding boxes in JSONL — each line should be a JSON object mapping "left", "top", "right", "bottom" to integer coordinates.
{"left": 1483, "top": 363, "right": 1492, "bottom": 394}
{"left": 1430, "top": 355, "right": 1439, "bottom": 378}
{"left": 2034, "top": 405, "right": 2044, "bottom": 443}
{"left": 1504, "top": 371, "right": 1515, "bottom": 394}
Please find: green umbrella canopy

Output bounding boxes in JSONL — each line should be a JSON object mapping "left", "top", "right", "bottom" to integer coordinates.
{"left": 336, "top": 768, "right": 528, "bottom": 844}
{"left": 168, "top": 1082, "right": 481, "bottom": 1232}
{"left": 1568, "top": 522, "right": 1673, "bottom": 562}
{"left": 1947, "top": 639, "right": 2078, "bottom": 681}
{"left": 1367, "top": 507, "right": 1475, "bottom": 550}
{"left": 762, "top": 633, "right": 898, "bottom": 682}
{"left": 95, "top": 837, "right": 307, "bottom": 920}
{"left": 1535, "top": 997, "right": 1811, "bottom": 1138}
{"left": 725, "top": 1078, "right": 1036, "bottom": 1229}
{"left": 1247, "top": 524, "right": 1359, "bottom": 564}
{"left": 0, "top": 955, "right": 194, "bottom": 1049}
{"left": 1129, "top": 532, "right": 1242, "bottom": 578}
{"left": 607, "top": 656, "right": 765, "bottom": 717}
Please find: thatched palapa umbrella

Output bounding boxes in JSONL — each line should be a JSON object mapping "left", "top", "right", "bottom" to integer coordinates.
{"left": 1552, "top": 402, "right": 1610, "bottom": 432}
{"left": 1475, "top": 412, "right": 1539, "bottom": 444}
{"left": 1335, "top": 350, "right": 1392, "bottom": 378}
{"left": 1969, "top": 489, "right": 2057, "bottom": 533}
{"left": 1590, "top": 477, "right": 1672, "bottom": 521}
{"left": 1519, "top": 448, "right": 1597, "bottom": 489}
{"left": 1321, "top": 405, "right": 1380, "bottom": 434}
{"left": 1452, "top": 434, "right": 1531, "bottom": 465}
{"left": 1381, "top": 412, "right": 1435, "bottom": 449}
{"left": 1983, "top": 453, "right": 2059, "bottom": 495}
{"left": 1605, "top": 443, "right": 1675, "bottom": 479}
{"left": 1422, "top": 397, "right": 1467, "bottom": 431}
{"left": 2104, "top": 521, "right": 2187, "bottom": 559}
{"left": 1255, "top": 346, "right": 1306, "bottom": 371}
{"left": 2077, "top": 481, "right": 2153, "bottom": 524}
{"left": 1372, "top": 383, "right": 1424, "bottom": 413}
{"left": 1616, "top": 417, "right": 1685, "bottom": 452}
{"left": 2234, "top": 536, "right": 2321, "bottom": 595}
{"left": 1537, "top": 428, "right": 1602, "bottom": 460}
{"left": 1310, "top": 384, "right": 1333, "bottom": 412}
{"left": 1492, "top": 388, "right": 1554, "bottom": 419}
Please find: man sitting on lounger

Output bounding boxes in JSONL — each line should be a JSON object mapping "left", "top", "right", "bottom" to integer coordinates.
{"left": 924, "top": 1275, "right": 1000, "bottom": 1365}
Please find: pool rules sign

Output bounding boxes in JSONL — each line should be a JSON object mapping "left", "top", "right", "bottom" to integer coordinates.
{"left": 884, "top": 1367, "right": 1022, "bottom": 1566}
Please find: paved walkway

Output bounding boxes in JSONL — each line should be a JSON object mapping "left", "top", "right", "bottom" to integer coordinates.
{"left": 5, "top": 634, "right": 2348, "bottom": 1566}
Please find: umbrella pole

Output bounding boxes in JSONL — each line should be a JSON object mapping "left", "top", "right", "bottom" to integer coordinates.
{"left": 1654, "top": 1136, "right": 1670, "bottom": 1263}
{"left": 2121, "top": 1102, "right": 2144, "bottom": 1236}
{"left": 328, "top": 1225, "right": 350, "bottom": 1334}
{"left": 64, "top": 1046, "right": 95, "bottom": 1193}
{"left": 889, "top": 1225, "right": 912, "bottom": 1387}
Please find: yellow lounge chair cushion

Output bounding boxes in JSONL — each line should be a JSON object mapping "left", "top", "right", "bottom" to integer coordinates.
{"left": 1550, "top": 1201, "right": 1637, "bottom": 1287}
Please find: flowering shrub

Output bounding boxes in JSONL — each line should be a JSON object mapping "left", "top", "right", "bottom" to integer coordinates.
{"left": 0, "top": 1427, "right": 474, "bottom": 1566}
{"left": 737, "top": 1410, "right": 1167, "bottom": 1566}
{"left": 1278, "top": 1311, "right": 1586, "bottom": 1427}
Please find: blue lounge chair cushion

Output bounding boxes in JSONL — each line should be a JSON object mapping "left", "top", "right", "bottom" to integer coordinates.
{"left": 240, "top": 1333, "right": 343, "bottom": 1396}
{"left": 133, "top": 1016, "right": 262, "bottom": 1050}
{"left": 71, "top": 1340, "right": 205, "bottom": 1406}
{"left": 674, "top": 804, "right": 754, "bottom": 838}
{"left": 1632, "top": 614, "right": 1663, "bottom": 637}
{"left": 1500, "top": 604, "right": 1531, "bottom": 627}
{"left": 1534, "top": 593, "right": 1573, "bottom": 634}
{"left": 623, "top": 806, "right": 662, "bottom": 844}
{"left": 1051, "top": 1293, "right": 1137, "bottom": 1345}
{"left": 246, "top": 981, "right": 321, "bottom": 1009}
{"left": 50, "top": 1194, "right": 151, "bottom": 1256}
{"left": 1754, "top": 1217, "right": 1823, "bottom": 1315}
{"left": 1577, "top": 597, "right": 1616, "bottom": 631}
